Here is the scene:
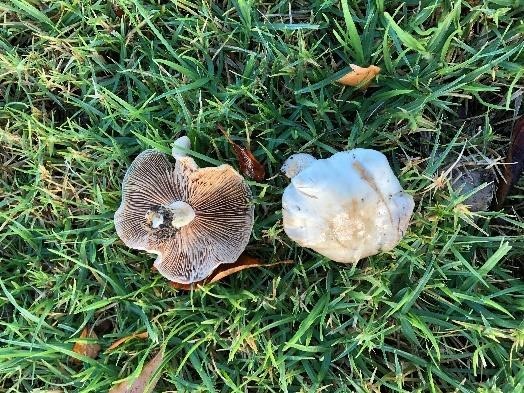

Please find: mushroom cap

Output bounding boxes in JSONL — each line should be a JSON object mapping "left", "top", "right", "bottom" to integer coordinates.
{"left": 282, "top": 149, "right": 414, "bottom": 263}
{"left": 114, "top": 150, "right": 254, "bottom": 284}
{"left": 281, "top": 153, "right": 317, "bottom": 178}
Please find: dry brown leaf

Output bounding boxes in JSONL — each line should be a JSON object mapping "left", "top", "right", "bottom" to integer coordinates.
{"left": 71, "top": 327, "right": 101, "bottom": 364}
{"left": 170, "top": 254, "right": 294, "bottom": 290}
{"left": 109, "top": 350, "right": 164, "bottom": 393}
{"left": 337, "top": 64, "right": 381, "bottom": 88}
{"left": 113, "top": 4, "right": 124, "bottom": 18}
{"left": 218, "top": 124, "right": 265, "bottom": 182}
{"left": 107, "top": 332, "right": 149, "bottom": 352}
{"left": 245, "top": 335, "right": 258, "bottom": 353}
{"left": 496, "top": 117, "right": 524, "bottom": 207}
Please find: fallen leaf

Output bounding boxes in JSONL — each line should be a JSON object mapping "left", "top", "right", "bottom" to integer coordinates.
{"left": 109, "top": 350, "right": 164, "bottom": 393}
{"left": 496, "top": 117, "right": 524, "bottom": 207}
{"left": 107, "top": 332, "right": 149, "bottom": 352}
{"left": 113, "top": 4, "right": 124, "bottom": 18}
{"left": 71, "top": 327, "right": 101, "bottom": 364}
{"left": 218, "top": 124, "right": 265, "bottom": 182}
{"left": 170, "top": 254, "right": 294, "bottom": 290}
{"left": 337, "top": 64, "right": 381, "bottom": 88}
{"left": 245, "top": 335, "right": 258, "bottom": 353}
{"left": 449, "top": 156, "right": 495, "bottom": 212}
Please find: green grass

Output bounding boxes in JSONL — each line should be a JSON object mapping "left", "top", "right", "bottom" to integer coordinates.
{"left": 1, "top": 0, "right": 524, "bottom": 391}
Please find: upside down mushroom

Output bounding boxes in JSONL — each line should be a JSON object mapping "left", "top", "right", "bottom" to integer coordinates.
{"left": 114, "top": 137, "right": 254, "bottom": 284}
{"left": 281, "top": 149, "right": 414, "bottom": 263}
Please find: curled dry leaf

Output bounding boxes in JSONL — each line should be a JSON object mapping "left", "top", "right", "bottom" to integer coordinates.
{"left": 496, "top": 117, "right": 524, "bottom": 207}
{"left": 337, "top": 64, "right": 381, "bottom": 88}
{"left": 218, "top": 124, "right": 265, "bottom": 182}
{"left": 107, "top": 332, "right": 149, "bottom": 352}
{"left": 71, "top": 327, "right": 101, "bottom": 364}
{"left": 109, "top": 350, "right": 164, "bottom": 393}
{"left": 449, "top": 155, "right": 495, "bottom": 212}
{"left": 170, "top": 254, "right": 294, "bottom": 290}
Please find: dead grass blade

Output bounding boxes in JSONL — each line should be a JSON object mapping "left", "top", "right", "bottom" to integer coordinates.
{"left": 107, "top": 332, "right": 149, "bottom": 352}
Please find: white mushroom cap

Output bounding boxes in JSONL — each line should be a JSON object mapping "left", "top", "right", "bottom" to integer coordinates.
{"left": 114, "top": 147, "right": 254, "bottom": 284}
{"left": 282, "top": 149, "right": 414, "bottom": 263}
{"left": 281, "top": 153, "right": 317, "bottom": 178}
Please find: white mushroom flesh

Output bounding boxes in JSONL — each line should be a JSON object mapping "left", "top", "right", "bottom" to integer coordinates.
{"left": 146, "top": 210, "right": 164, "bottom": 229}
{"left": 282, "top": 149, "right": 414, "bottom": 263}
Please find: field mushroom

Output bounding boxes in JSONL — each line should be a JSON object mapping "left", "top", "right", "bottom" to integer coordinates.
{"left": 281, "top": 153, "right": 317, "bottom": 179}
{"left": 281, "top": 149, "right": 414, "bottom": 263}
{"left": 114, "top": 137, "right": 254, "bottom": 284}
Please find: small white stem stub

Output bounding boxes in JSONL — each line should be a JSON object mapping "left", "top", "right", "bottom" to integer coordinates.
{"left": 172, "top": 136, "right": 191, "bottom": 159}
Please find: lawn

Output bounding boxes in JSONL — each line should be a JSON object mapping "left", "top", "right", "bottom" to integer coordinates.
{"left": 1, "top": 0, "right": 524, "bottom": 391}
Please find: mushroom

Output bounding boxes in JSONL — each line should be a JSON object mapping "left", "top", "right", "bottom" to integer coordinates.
{"left": 114, "top": 137, "right": 254, "bottom": 284}
{"left": 281, "top": 153, "right": 317, "bottom": 179}
{"left": 281, "top": 149, "right": 414, "bottom": 263}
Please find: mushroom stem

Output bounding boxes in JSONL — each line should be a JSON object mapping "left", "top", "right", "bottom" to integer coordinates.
{"left": 172, "top": 136, "right": 191, "bottom": 159}
{"left": 166, "top": 201, "right": 195, "bottom": 228}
